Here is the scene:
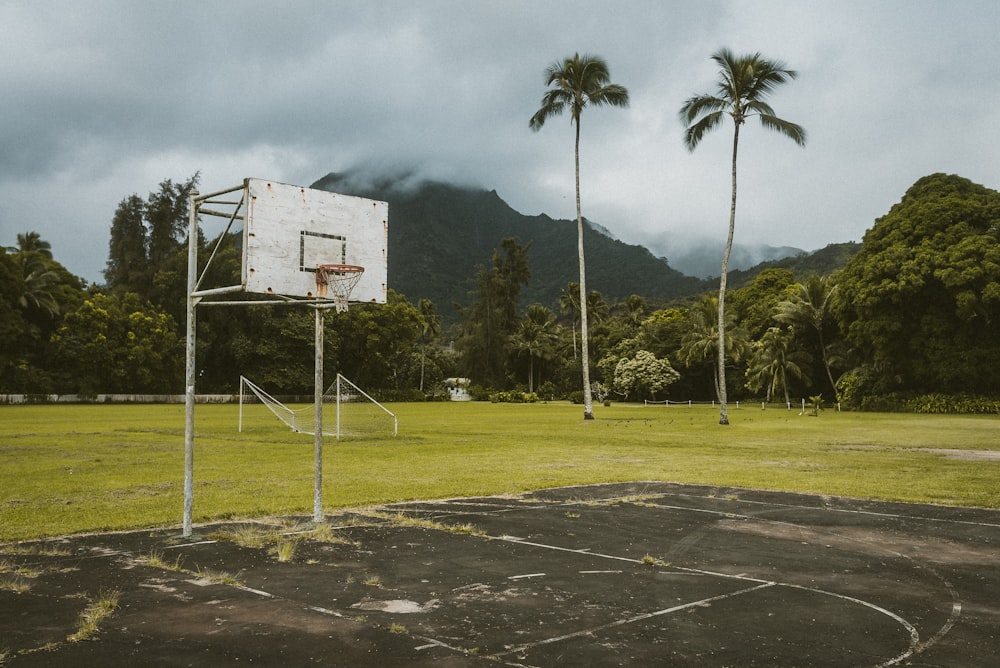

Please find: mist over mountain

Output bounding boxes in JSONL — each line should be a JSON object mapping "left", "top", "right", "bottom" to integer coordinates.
{"left": 651, "top": 239, "right": 808, "bottom": 279}
{"left": 310, "top": 170, "right": 852, "bottom": 318}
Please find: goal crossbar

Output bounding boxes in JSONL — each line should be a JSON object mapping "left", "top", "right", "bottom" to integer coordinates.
{"left": 239, "top": 375, "right": 397, "bottom": 438}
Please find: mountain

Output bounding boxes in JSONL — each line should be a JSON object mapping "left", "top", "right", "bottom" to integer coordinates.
{"left": 726, "top": 241, "right": 861, "bottom": 289}
{"left": 661, "top": 240, "right": 808, "bottom": 279}
{"left": 311, "top": 172, "right": 708, "bottom": 317}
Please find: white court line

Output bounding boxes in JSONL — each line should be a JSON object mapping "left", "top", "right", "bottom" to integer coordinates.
{"left": 654, "top": 491, "right": 1000, "bottom": 529}
{"left": 493, "top": 535, "right": 773, "bottom": 583}
{"left": 488, "top": 533, "right": 921, "bottom": 666}
{"left": 492, "top": 583, "right": 776, "bottom": 658}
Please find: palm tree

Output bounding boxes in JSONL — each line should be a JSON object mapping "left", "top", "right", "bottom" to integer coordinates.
{"left": 775, "top": 274, "right": 840, "bottom": 402}
{"left": 14, "top": 251, "right": 61, "bottom": 318}
{"left": 531, "top": 53, "right": 629, "bottom": 420}
{"left": 559, "top": 282, "right": 581, "bottom": 360}
{"left": 417, "top": 298, "right": 441, "bottom": 393}
{"left": 16, "top": 231, "right": 53, "bottom": 258}
{"left": 512, "top": 304, "right": 558, "bottom": 392}
{"left": 678, "top": 296, "right": 750, "bottom": 402}
{"left": 679, "top": 48, "right": 806, "bottom": 424}
{"left": 745, "top": 326, "right": 811, "bottom": 405}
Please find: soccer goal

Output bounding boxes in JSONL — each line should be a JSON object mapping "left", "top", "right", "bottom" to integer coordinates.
{"left": 239, "top": 374, "right": 397, "bottom": 439}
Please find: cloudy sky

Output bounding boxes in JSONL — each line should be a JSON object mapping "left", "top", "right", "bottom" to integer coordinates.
{"left": 3, "top": 0, "right": 998, "bottom": 284}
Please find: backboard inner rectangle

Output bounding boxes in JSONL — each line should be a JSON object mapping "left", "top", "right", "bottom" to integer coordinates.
{"left": 300, "top": 232, "right": 346, "bottom": 272}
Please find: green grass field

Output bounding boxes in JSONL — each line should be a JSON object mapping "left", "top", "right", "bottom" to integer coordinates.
{"left": 2, "top": 402, "right": 998, "bottom": 542}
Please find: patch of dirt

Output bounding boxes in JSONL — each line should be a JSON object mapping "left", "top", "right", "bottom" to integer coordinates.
{"left": 909, "top": 448, "right": 1000, "bottom": 461}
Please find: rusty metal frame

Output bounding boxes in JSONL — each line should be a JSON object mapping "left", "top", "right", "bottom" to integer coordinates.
{"left": 183, "top": 181, "right": 335, "bottom": 537}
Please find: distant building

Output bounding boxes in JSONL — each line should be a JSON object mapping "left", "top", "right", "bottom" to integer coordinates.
{"left": 444, "top": 377, "right": 471, "bottom": 401}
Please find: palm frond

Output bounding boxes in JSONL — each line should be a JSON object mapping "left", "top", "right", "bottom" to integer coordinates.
{"left": 529, "top": 89, "right": 571, "bottom": 130}
{"left": 679, "top": 94, "right": 729, "bottom": 124}
{"left": 682, "top": 110, "right": 725, "bottom": 151}
{"left": 681, "top": 48, "right": 805, "bottom": 150}
{"left": 758, "top": 114, "right": 807, "bottom": 146}
{"left": 590, "top": 83, "right": 630, "bottom": 108}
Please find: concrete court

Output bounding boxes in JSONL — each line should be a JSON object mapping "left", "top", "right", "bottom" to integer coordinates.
{"left": 2, "top": 481, "right": 998, "bottom": 666}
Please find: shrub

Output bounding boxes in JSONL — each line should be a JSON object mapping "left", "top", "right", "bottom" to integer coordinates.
{"left": 901, "top": 393, "right": 1000, "bottom": 414}
{"left": 852, "top": 391, "right": 1000, "bottom": 414}
{"left": 373, "top": 388, "right": 426, "bottom": 402}
{"left": 489, "top": 390, "right": 538, "bottom": 404}
{"left": 537, "top": 381, "right": 558, "bottom": 402}
{"left": 468, "top": 385, "right": 494, "bottom": 401}
{"left": 568, "top": 390, "right": 584, "bottom": 405}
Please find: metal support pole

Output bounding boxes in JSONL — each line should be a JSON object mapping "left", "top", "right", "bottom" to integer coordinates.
{"left": 183, "top": 192, "right": 200, "bottom": 537}
{"left": 313, "top": 306, "right": 324, "bottom": 523}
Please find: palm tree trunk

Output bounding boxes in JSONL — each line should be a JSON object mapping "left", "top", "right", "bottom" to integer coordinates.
{"left": 716, "top": 124, "right": 739, "bottom": 425}
{"left": 575, "top": 121, "right": 594, "bottom": 419}
{"left": 818, "top": 332, "right": 838, "bottom": 403}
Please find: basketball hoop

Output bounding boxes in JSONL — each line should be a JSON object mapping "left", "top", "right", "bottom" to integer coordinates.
{"left": 315, "top": 264, "right": 364, "bottom": 312}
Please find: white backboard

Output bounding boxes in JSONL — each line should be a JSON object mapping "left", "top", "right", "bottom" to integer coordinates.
{"left": 243, "top": 179, "right": 387, "bottom": 302}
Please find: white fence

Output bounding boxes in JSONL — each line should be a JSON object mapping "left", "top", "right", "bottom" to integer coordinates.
{"left": 0, "top": 394, "right": 241, "bottom": 405}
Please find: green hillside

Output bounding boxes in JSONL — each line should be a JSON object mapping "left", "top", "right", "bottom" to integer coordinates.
{"left": 311, "top": 172, "right": 708, "bottom": 316}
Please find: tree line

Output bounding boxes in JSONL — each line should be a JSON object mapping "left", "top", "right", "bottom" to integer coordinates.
{"left": 2, "top": 170, "right": 997, "bottom": 412}
{"left": 3, "top": 41, "right": 998, "bottom": 413}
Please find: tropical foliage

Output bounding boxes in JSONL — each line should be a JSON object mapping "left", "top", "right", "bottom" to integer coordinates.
{"left": 835, "top": 173, "right": 1000, "bottom": 400}
{"left": 1, "top": 168, "right": 997, "bottom": 415}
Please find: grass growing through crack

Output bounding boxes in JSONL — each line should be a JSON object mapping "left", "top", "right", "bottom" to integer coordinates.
{"left": 272, "top": 540, "right": 297, "bottom": 563}
{"left": 206, "top": 522, "right": 359, "bottom": 563}
{"left": 139, "top": 549, "right": 185, "bottom": 572}
{"left": 194, "top": 567, "right": 243, "bottom": 587}
{"left": 3, "top": 402, "right": 1000, "bottom": 542}
{"left": 359, "top": 510, "right": 484, "bottom": 536}
{"left": 641, "top": 554, "right": 669, "bottom": 567}
{"left": 68, "top": 589, "right": 120, "bottom": 641}
{"left": 0, "top": 545, "right": 72, "bottom": 558}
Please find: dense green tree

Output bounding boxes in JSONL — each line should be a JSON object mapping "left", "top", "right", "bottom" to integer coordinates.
{"left": 105, "top": 195, "right": 148, "bottom": 295}
{"left": 457, "top": 238, "right": 531, "bottom": 388}
{"left": 52, "top": 293, "right": 183, "bottom": 393}
{"left": 611, "top": 349, "right": 680, "bottom": 402}
{"left": 531, "top": 52, "right": 630, "bottom": 420}
{"left": 0, "top": 236, "right": 85, "bottom": 392}
{"left": 0, "top": 249, "right": 28, "bottom": 389}
{"left": 326, "top": 289, "right": 423, "bottom": 391}
{"left": 102, "top": 174, "right": 198, "bottom": 304}
{"left": 228, "top": 308, "right": 316, "bottom": 394}
{"left": 729, "top": 267, "right": 796, "bottom": 340}
{"left": 835, "top": 174, "right": 1000, "bottom": 399}
{"left": 680, "top": 48, "right": 806, "bottom": 424}
{"left": 147, "top": 175, "right": 199, "bottom": 269}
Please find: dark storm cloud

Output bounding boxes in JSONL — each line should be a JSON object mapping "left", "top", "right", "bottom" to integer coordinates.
{"left": 2, "top": 0, "right": 998, "bottom": 283}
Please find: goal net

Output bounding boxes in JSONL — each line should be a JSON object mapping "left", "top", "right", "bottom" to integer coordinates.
{"left": 239, "top": 374, "right": 397, "bottom": 439}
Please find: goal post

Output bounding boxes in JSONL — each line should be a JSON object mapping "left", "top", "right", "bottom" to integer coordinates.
{"left": 335, "top": 373, "right": 398, "bottom": 439}
{"left": 238, "top": 374, "right": 397, "bottom": 439}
